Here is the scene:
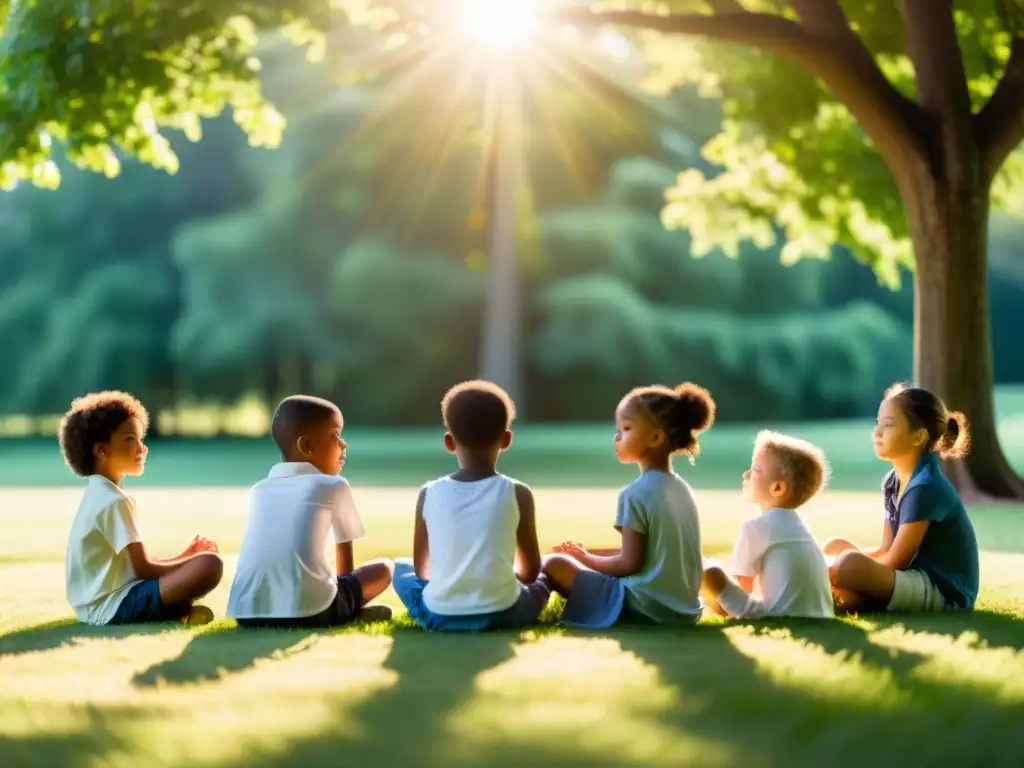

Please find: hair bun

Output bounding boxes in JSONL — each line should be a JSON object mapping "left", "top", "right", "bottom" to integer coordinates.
{"left": 946, "top": 416, "right": 959, "bottom": 439}
{"left": 672, "top": 382, "right": 716, "bottom": 434}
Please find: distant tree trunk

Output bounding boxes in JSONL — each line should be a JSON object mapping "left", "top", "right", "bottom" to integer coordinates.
{"left": 478, "top": 69, "right": 524, "bottom": 407}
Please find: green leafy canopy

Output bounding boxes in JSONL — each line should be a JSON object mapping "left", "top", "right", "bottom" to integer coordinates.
{"left": 2, "top": 1, "right": 1023, "bottom": 287}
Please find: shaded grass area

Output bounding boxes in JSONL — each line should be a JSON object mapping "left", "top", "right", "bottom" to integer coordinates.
{"left": 2, "top": 487, "right": 1024, "bottom": 767}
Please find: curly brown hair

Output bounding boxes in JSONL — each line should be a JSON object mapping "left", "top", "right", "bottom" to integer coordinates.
{"left": 58, "top": 392, "right": 150, "bottom": 477}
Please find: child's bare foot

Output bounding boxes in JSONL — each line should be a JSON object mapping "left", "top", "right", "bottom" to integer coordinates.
{"left": 358, "top": 605, "right": 393, "bottom": 623}
{"left": 182, "top": 605, "right": 215, "bottom": 626}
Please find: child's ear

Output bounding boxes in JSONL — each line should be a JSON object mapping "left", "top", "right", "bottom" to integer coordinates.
{"left": 650, "top": 429, "right": 666, "bottom": 449}
{"left": 296, "top": 435, "right": 312, "bottom": 457}
{"left": 770, "top": 480, "right": 787, "bottom": 500}
{"left": 93, "top": 443, "right": 107, "bottom": 459}
{"left": 443, "top": 433, "right": 457, "bottom": 453}
{"left": 500, "top": 430, "right": 513, "bottom": 450}
{"left": 912, "top": 427, "right": 929, "bottom": 448}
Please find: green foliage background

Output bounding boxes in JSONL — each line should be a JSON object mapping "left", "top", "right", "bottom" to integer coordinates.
{"left": 2, "top": 18, "right": 1024, "bottom": 430}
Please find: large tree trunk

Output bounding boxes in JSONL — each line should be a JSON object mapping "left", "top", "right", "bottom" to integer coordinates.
{"left": 903, "top": 166, "right": 1024, "bottom": 501}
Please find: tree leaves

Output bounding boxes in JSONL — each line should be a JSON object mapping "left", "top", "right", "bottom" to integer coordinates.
{"left": 0, "top": 0, "right": 332, "bottom": 188}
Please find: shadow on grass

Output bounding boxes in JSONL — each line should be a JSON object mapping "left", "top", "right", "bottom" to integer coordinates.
{"left": 131, "top": 626, "right": 316, "bottom": 687}
{"left": 0, "top": 618, "right": 169, "bottom": 657}
{"left": 220, "top": 624, "right": 636, "bottom": 768}
{"left": 0, "top": 704, "right": 154, "bottom": 768}
{"left": 4, "top": 610, "right": 1024, "bottom": 768}
{"left": 609, "top": 610, "right": 1024, "bottom": 767}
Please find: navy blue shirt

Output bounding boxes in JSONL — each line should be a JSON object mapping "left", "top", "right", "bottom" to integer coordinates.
{"left": 883, "top": 452, "right": 979, "bottom": 610}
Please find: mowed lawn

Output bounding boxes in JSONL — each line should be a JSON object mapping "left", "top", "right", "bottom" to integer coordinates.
{"left": 2, "top": 485, "right": 1023, "bottom": 768}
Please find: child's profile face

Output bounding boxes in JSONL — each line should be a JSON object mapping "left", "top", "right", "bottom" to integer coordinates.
{"left": 302, "top": 411, "right": 347, "bottom": 475}
{"left": 613, "top": 398, "right": 662, "bottom": 464}
{"left": 873, "top": 398, "right": 926, "bottom": 461}
{"left": 742, "top": 446, "right": 784, "bottom": 507}
{"left": 98, "top": 417, "right": 147, "bottom": 478}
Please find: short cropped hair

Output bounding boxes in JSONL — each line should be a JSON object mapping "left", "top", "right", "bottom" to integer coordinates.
{"left": 441, "top": 380, "right": 516, "bottom": 450}
{"left": 755, "top": 430, "right": 830, "bottom": 509}
{"left": 58, "top": 391, "right": 149, "bottom": 477}
{"left": 271, "top": 395, "right": 341, "bottom": 455}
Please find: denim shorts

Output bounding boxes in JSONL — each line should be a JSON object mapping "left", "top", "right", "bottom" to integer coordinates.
{"left": 109, "top": 580, "right": 190, "bottom": 625}
{"left": 393, "top": 559, "right": 551, "bottom": 632}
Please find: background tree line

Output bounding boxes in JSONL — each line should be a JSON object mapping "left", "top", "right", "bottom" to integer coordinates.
{"left": 1, "top": 43, "right": 1023, "bottom": 430}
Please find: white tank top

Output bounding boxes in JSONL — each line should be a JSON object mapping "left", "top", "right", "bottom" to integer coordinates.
{"left": 421, "top": 474, "right": 521, "bottom": 616}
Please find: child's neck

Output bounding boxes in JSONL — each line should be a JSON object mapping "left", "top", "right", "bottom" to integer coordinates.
{"left": 95, "top": 466, "right": 123, "bottom": 486}
{"left": 892, "top": 449, "right": 926, "bottom": 491}
{"left": 639, "top": 455, "right": 671, "bottom": 475}
{"left": 452, "top": 452, "right": 499, "bottom": 482}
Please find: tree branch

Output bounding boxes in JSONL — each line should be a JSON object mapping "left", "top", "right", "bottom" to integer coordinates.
{"left": 555, "top": 5, "right": 926, "bottom": 179}
{"left": 975, "top": 35, "right": 1024, "bottom": 179}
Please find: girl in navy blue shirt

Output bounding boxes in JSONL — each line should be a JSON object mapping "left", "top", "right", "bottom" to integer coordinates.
{"left": 824, "top": 384, "right": 979, "bottom": 613}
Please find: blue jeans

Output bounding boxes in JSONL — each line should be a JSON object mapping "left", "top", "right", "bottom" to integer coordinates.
{"left": 393, "top": 559, "right": 550, "bottom": 631}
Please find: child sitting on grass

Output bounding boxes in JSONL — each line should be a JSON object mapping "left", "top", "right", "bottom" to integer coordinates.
{"left": 825, "top": 384, "right": 979, "bottom": 614}
{"left": 228, "top": 395, "right": 393, "bottom": 628}
{"left": 543, "top": 382, "right": 715, "bottom": 628}
{"left": 702, "top": 431, "right": 834, "bottom": 620}
{"left": 392, "top": 380, "right": 550, "bottom": 631}
{"left": 60, "top": 392, "right": 223, "bottom": 626}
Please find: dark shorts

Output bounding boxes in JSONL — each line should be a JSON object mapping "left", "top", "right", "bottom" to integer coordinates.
{"left": 236, "top": 575, "right": 365, "bottom": 629}
{"left": 109, "top": 580, "right": 190, "bottom": 625}
{"left": 393, "top": 559, "right": 551, "bottom": 632}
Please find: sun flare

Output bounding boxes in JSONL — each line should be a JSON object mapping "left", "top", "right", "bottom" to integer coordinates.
{"left": 460, "top": 0, "right": 537, "bottom": 48}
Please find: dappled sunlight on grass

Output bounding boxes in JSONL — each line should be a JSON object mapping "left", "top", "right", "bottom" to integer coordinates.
{"left": 2, "top": 630, "right": 399, "bottom": 767}
{"left": 724, "top": 623, "right": 915, "bottom": 709}
{"left": 449, "top": 634, "right": 737, "bottom": 767}
{"left": 866, "top": 624, "right": 1024, "bottom": 700}
{"left": 2, "top": 487, "right": 1023, "bottom": 766}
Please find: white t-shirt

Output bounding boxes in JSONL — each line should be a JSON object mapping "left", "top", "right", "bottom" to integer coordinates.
{"left": 65, "top": 475, "right": 145, "bottom": 625}
{"left": 729, "top": 507, "right": 834, "bottom": 619}
{"left": 421, "top": 474, "right": 521, "bottom": 616}
{"left": 227, "top": 463, "right": 366, "bottom": 620}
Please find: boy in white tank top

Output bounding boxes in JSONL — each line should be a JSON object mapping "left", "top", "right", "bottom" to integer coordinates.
{"left": 393, "top": 381, "right": 551, "bottom": 631}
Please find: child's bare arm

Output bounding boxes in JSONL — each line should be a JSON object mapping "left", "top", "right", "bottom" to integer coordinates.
{"left": 577, "top": 527, "right": 645, "bottom": 577}
{"left": 413, "top": 488, "right": 429, "bottom": 580}
{"left": 125, "top": 542, "right": 202, "bottom": 580}
{"left": 513, "top": 483, "right": 541, "bottom": 582}
{"left": 336, "top": 541, "right": 355, "bottom": 577}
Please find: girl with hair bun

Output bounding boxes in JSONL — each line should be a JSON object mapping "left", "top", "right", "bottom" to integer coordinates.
{"left": 542, "top": 382, "right": 715, "bottom": 628}
{"left": 825, "top": 383, "right": 980, "bottom": 614}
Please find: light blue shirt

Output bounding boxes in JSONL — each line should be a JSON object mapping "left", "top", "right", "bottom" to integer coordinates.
{"left": 615, "top": 470, "right": 703, "bottom": 624}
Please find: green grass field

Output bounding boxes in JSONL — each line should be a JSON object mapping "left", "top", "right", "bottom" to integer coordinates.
{"left": 3, "top": 386, "right": 1024, "bottom": 489}
{"left": 2, "top": 481, "right": 1023, "bottom": 767}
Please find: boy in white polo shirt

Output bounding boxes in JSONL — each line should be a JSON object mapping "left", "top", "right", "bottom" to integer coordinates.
{"left": 228, "top": 395, "right": 393, "bottom": 628}
{"left": 702, "top": 431, "right": 834, "bottom": 620}
{"left": 60, "top": 391, "right": 224, "bottom": 626}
